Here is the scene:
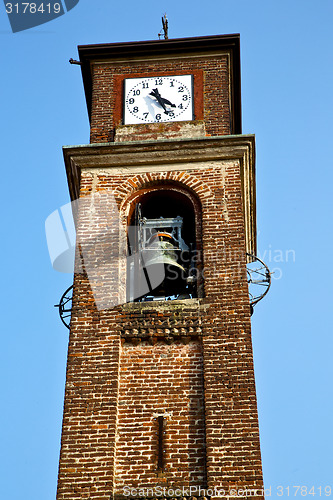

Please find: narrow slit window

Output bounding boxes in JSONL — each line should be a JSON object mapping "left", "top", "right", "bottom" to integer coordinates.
{"left": 157, "top": 415, "right": 164, "bottom": 471}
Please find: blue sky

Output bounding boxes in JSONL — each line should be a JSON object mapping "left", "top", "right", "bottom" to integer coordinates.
{"left": 1, "top": 1, "right": 333, "bottom": 498}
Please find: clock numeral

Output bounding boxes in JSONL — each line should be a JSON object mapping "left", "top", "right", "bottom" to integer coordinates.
{"left": 133, "top": 89, "right": 141, "bottom": 96}
{"left": 128, "top": 98, "right": 135, "bottom": 104}
{"left": 155, "top": 79, "right": 163, "bottom": 85}
{"left": 168, "top": 112, "right": 175, "bottom": 118}
{"left": 155, "top": 114, "right": 162, "bottom": 121}
{"left": 143, "top": 112, "right": 149, "bottom": 119}
{"left": 142, "top": 82, "right": 149, "bottom": 89}
{"left": 178, "top": 103, "right": 184, "bottom": 109}
{"left": 132, "top": 106, "right": 139, "bottom": 113}
{"left": 178, "top": 86, "right": 184, "bottom": 92}
{"left": 170, "top": 81, "right": 175, "bottom": 87}
{"left": 182, "top": 95, "right": 188, "bottom": 101}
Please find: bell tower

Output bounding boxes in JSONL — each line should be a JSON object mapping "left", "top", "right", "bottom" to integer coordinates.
{"left": 56, "top": 34, "right": 264, "bottom": 500}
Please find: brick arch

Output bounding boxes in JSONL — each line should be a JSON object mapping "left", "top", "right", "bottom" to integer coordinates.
{"left": 114, "top": 171, "right": 212, "bottom": 210}
{"left": 118, "top": 179, "right": 201, "bottom": 230}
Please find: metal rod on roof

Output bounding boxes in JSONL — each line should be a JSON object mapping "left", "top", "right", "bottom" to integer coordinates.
{"left": 158, "top": 14, "right": 168, "bottom": 40}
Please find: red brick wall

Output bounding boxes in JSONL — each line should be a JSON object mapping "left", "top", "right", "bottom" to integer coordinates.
{"left": 115, "top": 338, "right": 206, "bottom": 490}
{"left": 90, "top": 56, "right": 231, "bottom": 143}
{"left": 56, "top": 159, "right": 264, "bottom": 500}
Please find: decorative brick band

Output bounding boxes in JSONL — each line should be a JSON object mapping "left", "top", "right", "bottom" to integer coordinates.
{"left": 121, "top": 315, "right": 203, "bottom": 329}
{"left": 119, "top": 301, "right": 205, "bottom": 343}
{"left": 121, "top": 333, "right": 201, "bottom": 345}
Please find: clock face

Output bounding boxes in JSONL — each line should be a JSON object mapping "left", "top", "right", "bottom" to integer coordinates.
{"left": 124, "top": 74, "right": 193, "bottom": 125}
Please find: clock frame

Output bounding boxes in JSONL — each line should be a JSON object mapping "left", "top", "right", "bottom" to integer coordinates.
{"left": 123, "top": 74, "right": 194, "bottom": 125}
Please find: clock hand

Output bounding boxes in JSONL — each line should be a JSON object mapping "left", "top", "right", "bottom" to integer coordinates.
{"left": 149, "top": 88, "right": 176, "bottom": 114}
{"left": 156, "top": 92, "right": 176, "bottom": 109}
{"left": 162, "top": 97, "right": 176, "bottom": 108}
{"left": 149, "top": 88, "right": 168, "bottom": 113}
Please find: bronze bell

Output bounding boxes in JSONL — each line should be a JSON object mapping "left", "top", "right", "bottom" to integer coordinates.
{"left": 142, "top": 232, "right": 187, "bottom": 297}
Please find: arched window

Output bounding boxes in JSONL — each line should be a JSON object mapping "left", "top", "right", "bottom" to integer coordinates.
{"left": 126, "top": 186, "right": 202, "bottom": 302}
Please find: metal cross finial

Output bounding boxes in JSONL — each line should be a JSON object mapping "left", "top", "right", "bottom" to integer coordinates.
{"left": 158, "top": 14, "right": 168, "bottom": 40}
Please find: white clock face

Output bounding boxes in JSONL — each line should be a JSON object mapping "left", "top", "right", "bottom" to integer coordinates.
{"left": 124, "top": 74, "right": 193, "bottom": 125}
